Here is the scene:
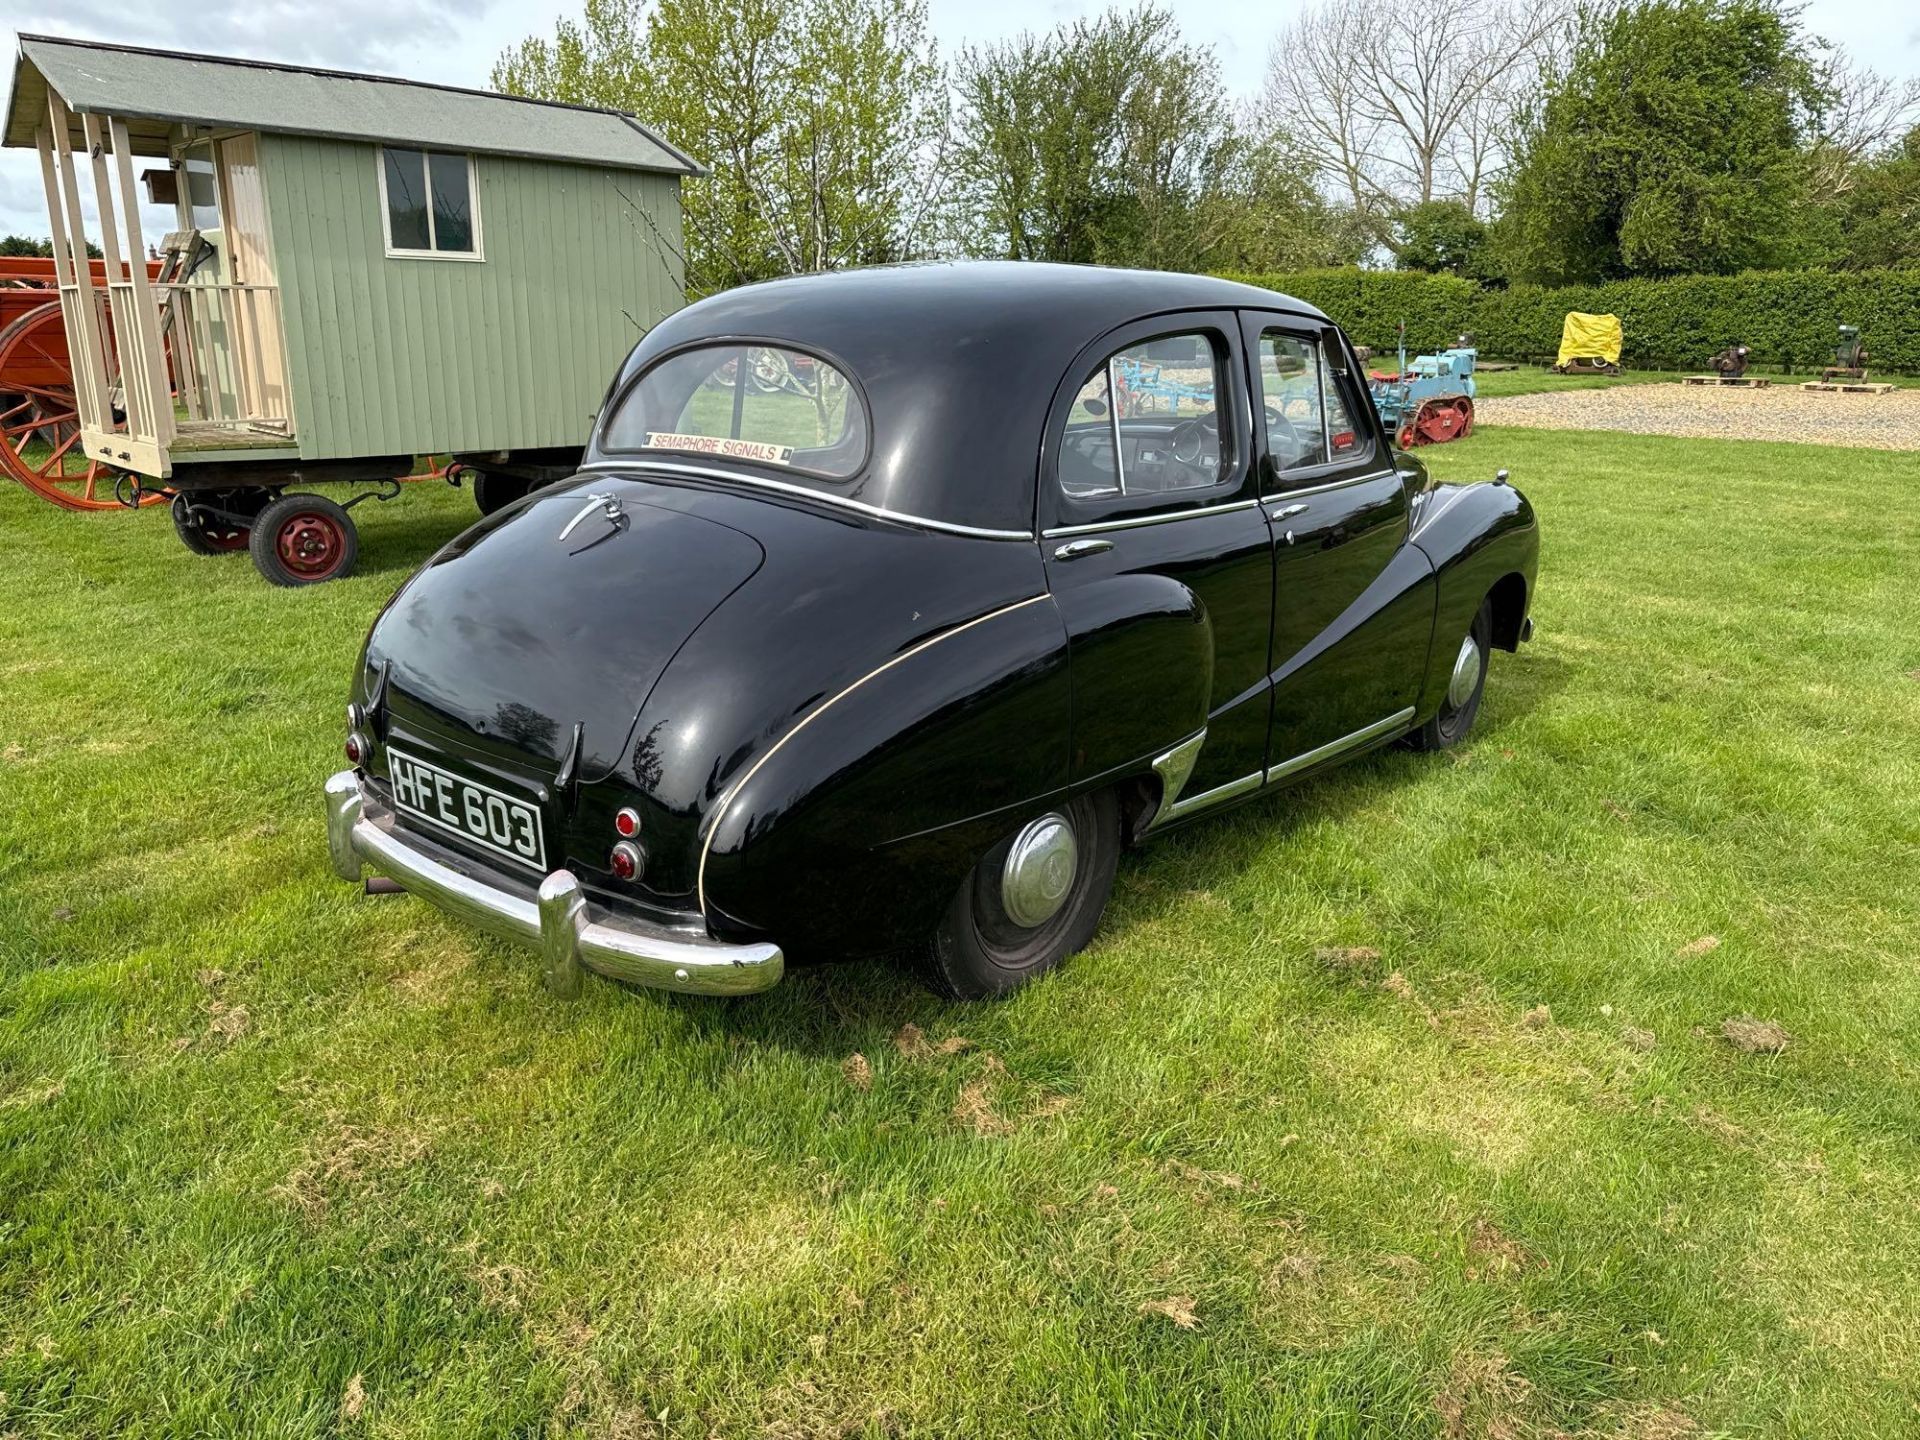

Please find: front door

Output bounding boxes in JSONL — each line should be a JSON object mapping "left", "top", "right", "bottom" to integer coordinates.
{"left": 1041, "top": 313, "right": 1275, "bottom": 798}
{"left": 1244, "top": 316, "right": 1434, "bottom": 770}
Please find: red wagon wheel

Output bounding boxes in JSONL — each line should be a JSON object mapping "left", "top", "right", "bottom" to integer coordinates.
{"left": 0, "top": 300, "right": 160, "bottom": 511}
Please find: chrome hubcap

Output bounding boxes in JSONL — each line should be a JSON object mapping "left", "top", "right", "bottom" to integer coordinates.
{"left": 1447, "top": 631, "right": 1482, "bottom": 710}
{"left": 1001, "top": 812, "right": 1078, "bottom": 928}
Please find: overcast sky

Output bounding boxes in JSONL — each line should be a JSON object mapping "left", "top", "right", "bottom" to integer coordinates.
{"left": 3, "top": 0, "right": 1917, "bottom": 240}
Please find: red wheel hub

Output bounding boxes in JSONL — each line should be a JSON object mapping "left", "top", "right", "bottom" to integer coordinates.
{"left": 200, "top": 525, "right": 251, "bottom": 552}
{"left": 275, "top": 511, "right": 348, "bottom": 579}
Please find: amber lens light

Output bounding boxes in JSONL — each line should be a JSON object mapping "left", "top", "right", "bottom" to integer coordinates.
{"left": 614, "top": 807, "right": 641, "bottom": 838}
{"left": 609, "top": 841, "right": 643, "bottom": 881}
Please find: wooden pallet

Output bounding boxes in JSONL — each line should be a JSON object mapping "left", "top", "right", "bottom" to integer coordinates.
{"left": 1682, "top": 374, "right": 1772, "bottom": 387}
{"left": 1800, "top": 381, "right": 1895, "bottom": 395}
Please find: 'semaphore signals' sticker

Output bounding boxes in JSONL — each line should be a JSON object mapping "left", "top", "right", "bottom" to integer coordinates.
{"left": 643, "top": 432, "right": 795, "bottom": 465}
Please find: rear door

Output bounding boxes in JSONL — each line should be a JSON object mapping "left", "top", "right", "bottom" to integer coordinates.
{"left": 1243, "top": 315, "right": 1433, "bottom": 770}
{"left": 1040, "top": 312, "right": 1275, "bottom": 798}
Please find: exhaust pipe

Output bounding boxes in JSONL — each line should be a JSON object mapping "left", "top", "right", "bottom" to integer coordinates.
{"left": 364, "top": 875, "right": 407, "bottom": 896}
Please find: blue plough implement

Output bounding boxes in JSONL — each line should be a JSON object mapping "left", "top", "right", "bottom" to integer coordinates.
{"left": 1114, "top": 356, "right": 1214, "bottom": 415}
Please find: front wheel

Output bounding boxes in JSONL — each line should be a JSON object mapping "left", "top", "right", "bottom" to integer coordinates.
{"left": 249, "top": 493, "right": 359, "bottom": 587}
{"left": 923, "top": 790, "right": 1120, "bottom": 1000}
{"left": 1407, "top": 598, "right": 1491, "bottom": 751}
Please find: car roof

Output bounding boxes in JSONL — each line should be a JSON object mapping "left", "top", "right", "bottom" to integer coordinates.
{"left": 596, "top": 261, "right": 1330, "bottom": 536}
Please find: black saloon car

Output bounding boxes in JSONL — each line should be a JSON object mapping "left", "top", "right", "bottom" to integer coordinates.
{"left": 325, "top": 263, "right": 1538, "bottom": 1000}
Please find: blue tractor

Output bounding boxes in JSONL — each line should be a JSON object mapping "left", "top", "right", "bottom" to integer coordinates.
{"left": 1368, "top": 324, "right": 1478, "bottom": 448}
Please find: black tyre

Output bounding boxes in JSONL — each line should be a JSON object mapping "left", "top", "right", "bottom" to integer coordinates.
{"left": 1408, "top": 597, "right": 1492, "bottom": 751}
{"left": 924, "top": 789, "right": 1120, "bottom": 1000}
{"left": 473, "top": 471, "right": 532, "bottom": 517}
{"left": 170, "top": 488, "right": 269, "bottom": 556}
{"left": 249, "top": 493, "right": 359, "bottom": 587}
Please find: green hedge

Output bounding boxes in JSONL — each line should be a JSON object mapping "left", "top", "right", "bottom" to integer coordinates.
{"left": 1219, "top": 267, "right": 1920, "bottom": 373}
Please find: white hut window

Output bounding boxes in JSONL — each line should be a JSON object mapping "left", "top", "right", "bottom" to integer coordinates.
{"left": 378, "top": 148, "right": 481, "bottom": 260}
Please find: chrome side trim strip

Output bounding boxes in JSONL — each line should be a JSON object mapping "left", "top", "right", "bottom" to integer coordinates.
{"left": 1265, "top": 468, "right": 1399, "bottom": 502}
{"left": 1148, "top": 730, "right": 1207, "bottom": 827}
{"left": 1042, "top": 469, "right": 1402, "bottom": 539}
{"left": 1149, "top": 706, "right": 1418, "bottom": 829}
{"left": 1265, "top": 707, "right": 1416, "bottom": 784}
{"left": 575, "top": 459, "right": 1035, "bottom": 541}
{"left": 1158, "top": 768, "right": 1264, "bottom": 824}
{"left": 696, "top": 595, "right": 1052, "bottom": 912}
{"left": 1043, "top": 497, "right": 1260, "bottom": 538}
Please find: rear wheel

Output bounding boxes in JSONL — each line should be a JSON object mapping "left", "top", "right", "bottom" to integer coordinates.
{"left": 171, "top": 488, "right": 269, "bottom": 555}
{"left": 249, "top": 493, "right": 358, "bottom": 586}
{"left": 1407, "top": 598, "right": 1491, "bottom": 751}
{"left": 923, "top": 790, "right": 1120, "bottom": 1000}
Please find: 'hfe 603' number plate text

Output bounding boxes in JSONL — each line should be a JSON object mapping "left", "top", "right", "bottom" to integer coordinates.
{"left": 387, "top": 748, "right": 546, "bottom": 871}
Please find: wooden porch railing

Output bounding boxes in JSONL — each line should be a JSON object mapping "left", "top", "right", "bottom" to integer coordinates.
{"left": 161, "top": 281, "right": 292, "bottom": 432}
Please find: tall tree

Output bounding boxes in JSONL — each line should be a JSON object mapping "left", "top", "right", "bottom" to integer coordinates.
{"left": 1494, "top": 0, "right": 1828, "bottom": 283}
{"left": 493, "top": 0, "right": 945, "bottom": 295}
{"left": 1263, "top": 0, "right": 1573, "bottom": 236}
{"left": 949, "top": 7, "right": 1359, "bottom": 272}
{"left": 1391, "top": 200, "right": 1490, "bottom": 276}
{"left": 1830, "top": 125, "right": 1920, "bottom": 269}
{"left": 1804, "top": 51, "right": 1920, "bottom": 206}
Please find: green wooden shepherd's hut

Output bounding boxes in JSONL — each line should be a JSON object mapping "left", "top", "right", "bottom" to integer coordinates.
{"left": 2, "top": 34, "right": 699, "bottom": 582}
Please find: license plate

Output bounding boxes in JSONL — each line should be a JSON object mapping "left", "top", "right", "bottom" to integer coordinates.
{"left": 386, "top": 747, "right": 546, "bottom": 871}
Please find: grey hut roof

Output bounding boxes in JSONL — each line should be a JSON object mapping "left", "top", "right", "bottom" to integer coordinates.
{"left": 3, "top": 34, "right": 703, "bottom": 175}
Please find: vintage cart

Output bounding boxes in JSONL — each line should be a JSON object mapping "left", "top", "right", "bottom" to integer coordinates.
{"left": 2, "top": 34, "right": 698, "bottom": 583}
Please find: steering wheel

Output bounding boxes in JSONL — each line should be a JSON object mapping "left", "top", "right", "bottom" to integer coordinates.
{"left": 1169, "top": 417, "right": 1220, "bottom": 473}
{"left": 1264, "top": 404, "right": 1303, "bottom": 460}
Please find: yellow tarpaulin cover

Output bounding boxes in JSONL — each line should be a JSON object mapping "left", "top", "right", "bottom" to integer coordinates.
{"left": 1556, "top": 312, "right": 1623, "bottom": 368}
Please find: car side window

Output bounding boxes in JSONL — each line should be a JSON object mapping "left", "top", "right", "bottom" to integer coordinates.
{"left": 1257, "top": 333, "right": 1327, "bottom": 470}
{"left": 1058, "top": 331, "right": 1229, "bottom": 501}
{"left": 1257, "top": 328, "right": 1376, "bottom": 484}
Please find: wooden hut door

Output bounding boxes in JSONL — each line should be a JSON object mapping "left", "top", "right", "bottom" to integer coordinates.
{"left": 215, "top": 134, "right": 289, "bottom": 424}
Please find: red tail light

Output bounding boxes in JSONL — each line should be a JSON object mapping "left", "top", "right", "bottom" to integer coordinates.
{"left": 609, "top": 841, "right": 643, "bottom": 881}
{"left": 614, "top": 807, "right": 641, "bottom": 838}
{"left": 345, "top": 731, "right": 370, "bottom": 765}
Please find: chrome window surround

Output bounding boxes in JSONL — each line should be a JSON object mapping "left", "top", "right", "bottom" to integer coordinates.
{"left": 1043, "top": 469, "right": 1398, "bottom": 538}
{"left": 1151, "top": 706, "right": 1416, "bottom": 829}
{"left": 1254, "top": 323, "right": 1382, "bottom": 489}
{"left": 575, "top": 459, "right": 1035, "bottom": 541}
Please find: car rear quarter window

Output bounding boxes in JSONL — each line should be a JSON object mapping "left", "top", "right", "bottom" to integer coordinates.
{"left": 602, "top": 344, "right": 869, "bottom": 480}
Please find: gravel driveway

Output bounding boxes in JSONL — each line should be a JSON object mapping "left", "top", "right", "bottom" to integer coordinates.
{"left": 1476, "top": 382, "right": 1920, "bottom": 450}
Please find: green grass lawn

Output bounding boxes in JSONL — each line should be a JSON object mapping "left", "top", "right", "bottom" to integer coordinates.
{"left": 3, "top": 431, "right": 1919, "bottom": 1437}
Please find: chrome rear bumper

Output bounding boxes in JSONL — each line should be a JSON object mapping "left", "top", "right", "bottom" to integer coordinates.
{"left": 324, "top": 770, "right": 783, "bottom": 997}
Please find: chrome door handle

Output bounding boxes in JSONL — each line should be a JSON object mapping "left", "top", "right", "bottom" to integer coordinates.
{"left": 1269, "top": 503, "right": 1308, "bottom": 522}
{"left": 1052, "top": 538, "right": 1113, "bottom": 561}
